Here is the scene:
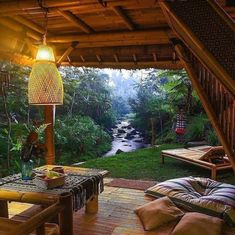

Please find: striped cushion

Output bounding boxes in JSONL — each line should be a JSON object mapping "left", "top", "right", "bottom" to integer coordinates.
{"left": 145, "top": 177, "right": 235, "bottom": 226}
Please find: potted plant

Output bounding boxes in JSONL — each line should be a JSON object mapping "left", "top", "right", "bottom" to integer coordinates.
{"left": 11, "top": 123, "right": 48, "bottom": 180}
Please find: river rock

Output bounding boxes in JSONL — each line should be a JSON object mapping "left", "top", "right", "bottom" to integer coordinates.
{"left": 125, "top": 133, "right": 133, "bottom": 140}
{"left": 116, "top": 149, "right": 124, "bottom": 154}
{"left": 130, "top": 129, "right": 137, "bottom": 135}
{"left": 118, "top": 129, "right": 126, "bottom": 134}
{"left": 133, "top": 138, "right": 143, "bottom": 143}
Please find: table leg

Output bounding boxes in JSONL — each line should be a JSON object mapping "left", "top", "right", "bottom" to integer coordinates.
{"left": 59, "top": 194, "right": 73, "bottom": 235}
{"left": 85, "top": 195, "right": 98, "bottom": 214}
{"left": 0, "top": 200, "right": 8, "bottom": 218}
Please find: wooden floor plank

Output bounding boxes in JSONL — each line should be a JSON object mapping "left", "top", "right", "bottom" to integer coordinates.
{"left": 7, "top": 178, "right": 235, "bottom": 235}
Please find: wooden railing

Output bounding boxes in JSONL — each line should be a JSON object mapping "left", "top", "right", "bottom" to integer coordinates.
{"left": 159, "top": 0, "right": 235, "bottom": 169}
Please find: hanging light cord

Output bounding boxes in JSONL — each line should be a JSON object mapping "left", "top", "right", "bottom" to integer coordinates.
{"left": 38, "top": 0, "right": 49, "bottom": 44}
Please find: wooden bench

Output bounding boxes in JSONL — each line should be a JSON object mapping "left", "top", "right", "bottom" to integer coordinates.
{"left": 0, "top": 202, "right": 63, "bottom": 235}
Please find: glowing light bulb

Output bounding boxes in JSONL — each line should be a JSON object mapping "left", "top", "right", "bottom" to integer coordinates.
{"left": 36, "top": 45, "right": 55, "bottom": 62}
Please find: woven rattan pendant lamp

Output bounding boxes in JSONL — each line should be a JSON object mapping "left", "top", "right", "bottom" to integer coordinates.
{"left": 28, "top": 7, "right": 63, "bottom": 105}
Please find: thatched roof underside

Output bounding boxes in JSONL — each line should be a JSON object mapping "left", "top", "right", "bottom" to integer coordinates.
{"left": 0, "top": 0, "right": 234, "bottom": 69}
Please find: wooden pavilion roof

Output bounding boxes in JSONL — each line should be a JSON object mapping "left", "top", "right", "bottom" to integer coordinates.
{"left": 0, "top": 0, "right": 234, "bottom": 70}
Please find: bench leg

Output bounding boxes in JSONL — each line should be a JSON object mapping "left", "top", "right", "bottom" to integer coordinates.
{"left": 86, "top": 195, "right": 98, "bottom": 214}
{"left": 211, "top": 167, "right": 216, "bottom": 180}
{"left": 161, "top": 154, "right": 165, "bottom": 164}
{"left": 0, "top": 200, "right": 8, "bottom": 218}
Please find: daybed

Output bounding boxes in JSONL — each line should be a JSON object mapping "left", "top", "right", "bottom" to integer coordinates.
{"left": 161, "top": 146, "right": 232, "bottom": 179}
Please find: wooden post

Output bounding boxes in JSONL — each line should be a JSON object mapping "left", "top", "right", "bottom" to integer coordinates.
{"left": 59, "top": 193, "right": 73, "bottom": 235}
{"left": 85, "top": 195, "right": 98, "bottom": 214}
{"left": 44, "top": 105, "right": 55, "bottom": 165}
{"left": 0, "top": 200, "right": 8, "bottom": 218}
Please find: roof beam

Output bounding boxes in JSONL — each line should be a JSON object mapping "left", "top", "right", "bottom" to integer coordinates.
{"left": 57, "top": 44, "right": 173, "bottom": 56}
{"left": 61, "top": 60, "right": 183, "bottom": 70}
{"left": 47, "top": 28, "right": 171, "bottom": 46}
{"left": 57, "top": 10, "right": 93, "bottom": 34}
{"left": 56, "top": 41, "right": 78, "bottom": 66}
{"left": 112, "top": 6, "right": 135, "bottom": 30}
{"left": 11, "top": 15, "right": 45, "bottom": 34}
{"left": 0, "top": 18, "right": 41, "bottom": 41}
{"left": 0, "top": 0, "right": 158, "bottom": 15}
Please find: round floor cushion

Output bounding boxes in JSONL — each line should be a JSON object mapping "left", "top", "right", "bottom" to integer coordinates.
{"left": 145, "top": 177, "right": 235, "bottom": 226}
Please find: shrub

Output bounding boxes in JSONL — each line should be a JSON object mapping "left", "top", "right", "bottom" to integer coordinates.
{"left": 55, "top": 115, "right": 111, "bottom": 163}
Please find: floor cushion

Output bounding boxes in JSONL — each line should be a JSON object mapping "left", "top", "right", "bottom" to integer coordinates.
{"left": 145, "top": 177, "right": 235, "bottom": 226}
{"left": 171, "top": 212, "right": 223, "bottom": 235}
{"left": 134, "top": 196, "right": 184, "bottom": 230}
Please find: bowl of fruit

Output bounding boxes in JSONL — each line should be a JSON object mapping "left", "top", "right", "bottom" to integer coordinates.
{"left": 35, "top": 170, "right": 65, "bottom": 189}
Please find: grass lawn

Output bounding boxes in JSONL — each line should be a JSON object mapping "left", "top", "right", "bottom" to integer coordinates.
{"left": 81, "top": 144, "right": 235, "bottom": 184}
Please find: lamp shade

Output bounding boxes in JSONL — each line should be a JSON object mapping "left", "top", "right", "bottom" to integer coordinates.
{"left": 28, "top": 45, "right": 63, "bottom": 105}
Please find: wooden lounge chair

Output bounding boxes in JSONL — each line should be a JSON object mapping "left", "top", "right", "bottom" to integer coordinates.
{"left": 161, "top": 146, "right": 232, "bottom": 179}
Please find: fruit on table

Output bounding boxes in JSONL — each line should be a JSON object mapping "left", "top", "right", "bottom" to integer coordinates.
{"left": 45, "top": 170, "right": 60, "bottom": 179}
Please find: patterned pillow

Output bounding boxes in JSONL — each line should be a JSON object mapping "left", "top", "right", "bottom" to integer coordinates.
{"left": 145, "top": 177, "right": 235, "bottom": 226}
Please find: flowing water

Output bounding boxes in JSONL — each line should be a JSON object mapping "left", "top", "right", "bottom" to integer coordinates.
{"left": 103, "top": 119, "right": 150, "bottom": 157}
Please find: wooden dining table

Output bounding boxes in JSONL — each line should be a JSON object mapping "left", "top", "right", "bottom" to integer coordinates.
{"left": 0, "top": 165, "right": 108, "bottom": 235}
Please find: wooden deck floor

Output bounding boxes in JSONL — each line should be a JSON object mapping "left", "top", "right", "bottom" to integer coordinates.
{"left": 7, "top": 178, "right": 235, "bottom": 235}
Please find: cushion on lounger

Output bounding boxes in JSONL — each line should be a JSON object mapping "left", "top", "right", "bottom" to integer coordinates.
{"left": 145, "top": 177, "right": 235, "bottom": 226}
{"left": 134, "top": 196, "right": 184, "bottom": 231}
{"left": 200, "top": 146, "right": 225, "bottom": 161}
{"left": 171, "top": 212, "right": 223, "bottom": 235}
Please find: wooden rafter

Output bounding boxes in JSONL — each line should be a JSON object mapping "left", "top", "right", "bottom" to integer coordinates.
{"left": 96, "top": 55, "right": 102, "bottom": 62}
{"left": 47, "top": 28, "right": 171, "bottom": 44}
{"left": 56, "top": 42, "right": 78, "bottom": 66}
{"left": 112, "top": 6, "right": 135, "bottom": 30}
{"left": 133, "top": 54, "right": 137, "bottom": 63}
{"left": 0, "top": 17, "right": 41, "bottom": 41}
{"left": 12, "top": 15, "right": 45, "bottom": 34}
{"left": 0, "top": 0, "right": 158, "bottom": 15}
{"left": 80, "top": 55, "right": 85, "bottom": 62}
{"left": 152, "top": 53, "right": 157, "bottom": 62}
{"left": 113, "top": 54, "right": 119, "bottom": 62}
{"left": 57, "top": 10, "right": 93, "bottom": 34}
{"left": 61, "top": 60, "right": 182, "bottom": 70}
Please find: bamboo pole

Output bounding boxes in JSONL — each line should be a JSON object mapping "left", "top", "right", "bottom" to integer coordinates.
{"left": 175, "top": 43, "right": 235, "bottom": 169}
{"left": 44, "top": 105, "right": 56, "bottom": 165}
{"left": 86, "top": 195, "right": 98, "bottom": 214}
{"left": 12, "top": 15, "right": 45, "bottom": 34}
{"left": 56, "top": 42, "right": 78, "bottom": 66}
{"left": 56, "top": 44, "right": 173, "bottom": 56}
{"left": 59, "top": 193, "right": 73, "bottom": 235}
{"left": 0, "top": 18, "right": 41, "bottom": 41}
{"left": 8, "top": 203, "right": 63, "bottom": 235}
{"left": 61, "top": 60, "right": 183, "bottom": 70}
{"left": 0, "top": 0, "right": 158, "bottom": 14}
{"left": 0, "top": 201, "right": 8, "bottom": 218}
{"left": 46, "top": 28, "right": 170, "bottom": 43}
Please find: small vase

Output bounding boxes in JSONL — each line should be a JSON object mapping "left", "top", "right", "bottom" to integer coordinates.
{"left": 21, "top": 160, "right": 34, "bottom": 180}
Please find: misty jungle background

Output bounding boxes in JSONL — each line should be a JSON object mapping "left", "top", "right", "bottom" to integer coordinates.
{"left": 0, "top": 61, "right": 219, "bottom": 176}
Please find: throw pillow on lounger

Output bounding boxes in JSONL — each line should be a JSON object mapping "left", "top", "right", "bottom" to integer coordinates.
{"left": 145, "top": 177, "right": 235, "bottom": 226}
